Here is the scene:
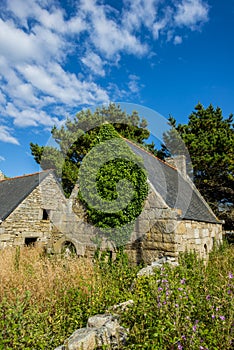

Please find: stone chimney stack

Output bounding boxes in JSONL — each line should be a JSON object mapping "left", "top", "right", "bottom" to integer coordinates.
{"left": 0, "top": 171, "right": 5, "bottom": 181}
{"left": 165, "top": 155, "right": 187, "bottom": 177}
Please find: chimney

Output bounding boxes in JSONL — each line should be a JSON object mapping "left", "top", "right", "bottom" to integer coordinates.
{"left": 0, "top": 171, "right": 5, "bottom": 181}
{"left": 165, "top": 155, "right": 187, "bottom": 177}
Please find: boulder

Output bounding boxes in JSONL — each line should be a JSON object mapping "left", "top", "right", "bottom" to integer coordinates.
{"left": 55, "top": 313, "right": 128, "bottom": 350}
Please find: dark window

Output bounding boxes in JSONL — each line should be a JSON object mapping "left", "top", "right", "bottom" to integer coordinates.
{"left": 42, "top": 209, "right": 50, "bottom": 220}
{"left": 25, "top": 237, "right": 38, "bottom": 246}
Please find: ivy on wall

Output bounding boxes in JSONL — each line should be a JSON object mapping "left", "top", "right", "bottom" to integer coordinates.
{"left": 78, "top": 123, "right": 149, "bottom": 246}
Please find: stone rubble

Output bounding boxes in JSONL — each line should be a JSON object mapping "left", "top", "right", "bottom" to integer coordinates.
{"left": 55, "top": 313, "right": 129, "bottom": 350}
{"left": 55, "top": 256, "right": 180, "bottom": 350}
{"left": 136, "top": 256, "right": 179, "bottom": 277}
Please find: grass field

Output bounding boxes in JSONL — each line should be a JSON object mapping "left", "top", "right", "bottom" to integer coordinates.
{"left": 0, "top": 243, "right": 233, "bottom": 349}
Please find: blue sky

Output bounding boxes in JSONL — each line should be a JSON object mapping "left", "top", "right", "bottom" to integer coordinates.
{"left": 0, "top": 0, "right": 233, "bottom": 177}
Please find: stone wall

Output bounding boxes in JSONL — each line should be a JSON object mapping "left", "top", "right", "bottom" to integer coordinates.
{"left": 0, "top": 176, "right": 223, "bottom": 263}
{"left": 124, "top": 184, "right": 223, "bottom": 264}
{"left": 0, "top": 174, "right": 67, "bottom": 249}
{"left": 175, "top": 220, "right": 223, "bottom": 258}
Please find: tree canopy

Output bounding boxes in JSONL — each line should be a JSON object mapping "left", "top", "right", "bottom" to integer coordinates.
{"left": 161, "top": 103, "right": 234, "bottom": 230}
{"left": 30, "top": 102, "right": 234, "bottom": 231}
{"left": 30, "top": 103, "right": 149, "bottom": 196}
{"left": 30, "top": 103, "right": 150, "bottom": 246}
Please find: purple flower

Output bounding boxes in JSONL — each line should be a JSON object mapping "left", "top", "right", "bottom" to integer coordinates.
{"left": 175, "top": 303, "right": 179, "bottom": 308}
{"left": 180, "top": 278, "right": 186, "bottom": 284}
{"left": 178, "top": 287, "right": 183, "bottom": 291}
{"left": 228, "top": 290, "right": 232, "bottom": 295}
{"left": 206, "top": 295, "right": 211, "bottom": 300}
{"left": 162, "top": 279, "right": 168, "bottom": 283}
{"left": 211, "top": 314, "right": 215, "bottom": 319}
{"left": 228, "top": 272, "right": 233, "bottom": 279}
{"left": 178, "top": 343, "right": 183, "bottom": 350}
{"left": 181, "top": 335, "right": 186, "bottom": 340}
{"left": 158, "top": 287, "right": 163, "bottom": 292}
{"left": 219, "top": 315, "right": 225, "bottom": 321}
{"left": 192, "top": 325, "right": 197, "bottom": 332}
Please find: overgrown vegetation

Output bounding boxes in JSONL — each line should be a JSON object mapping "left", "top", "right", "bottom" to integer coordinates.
{"left": 30, "top": 103, "right": 150, "bottom": 197}
{"left": 78, "top": 123, "right": 149, "bottom": 246}
{"left": 0, "top": 244, "right": 233, "bottom": 349}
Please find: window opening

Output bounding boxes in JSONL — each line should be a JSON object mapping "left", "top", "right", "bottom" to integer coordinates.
{"left": 25, "top": 237, "right": 38, "bottom": 246}
{"left": 42, "top": 209, "right": 50, "bottom": 220}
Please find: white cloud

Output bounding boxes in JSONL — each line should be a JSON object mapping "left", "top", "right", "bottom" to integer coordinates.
{"left": 0, "top": 125, "right": 19, "bottom": 144}
{"left": 123, "top": 0, "right": 158, "bottom": 31}
{"left": 174, "top": 35, "right": 183, "bottom": 45}
{"left": 128, "top": 75, "right": 141, "bottom": 94}
{"left": 0, "top": 0, "right": 210, "bottom": 131}
{"left": 80, "top": 0, "right": 148, "bottom": 58}
{"left": 174, "top": 0, "right": 209, "bottom": 28}
{"left": 0, "top": 156, "right": 5, "bottom": 161}
{"left": 81, "top": 51, "right": 106, "bottom": 77}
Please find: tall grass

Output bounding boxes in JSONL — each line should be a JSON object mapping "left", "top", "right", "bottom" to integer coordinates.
{"left": 0, "top": 246, "right": 136, "bottom": 349}
{"left": 0, "top": 244, "right": 233, "bottom": 349}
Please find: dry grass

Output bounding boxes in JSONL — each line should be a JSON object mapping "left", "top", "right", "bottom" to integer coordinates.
{"left": 0, "top": 246, "right": 95, "bottom": 307}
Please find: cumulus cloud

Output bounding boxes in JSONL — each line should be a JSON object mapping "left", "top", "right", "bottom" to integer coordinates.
{"left": 81, "top": 51, "right": 106, "bottom": 77}
{"left": 0, "top": 0, "right": 210, "bottom": 132}
{"left": 174, "top": 35, "right": 183, "bottom": 45}
{"left": 0, "top": 155, "right": 5, "bottom": 161}
{"left": 0, "top": 125, "right": 19, "bottom": 145}
{"left": 174, "top": 0, "right": 209, "bottom": 28}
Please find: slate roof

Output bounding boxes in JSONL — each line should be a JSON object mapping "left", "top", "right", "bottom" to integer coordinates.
{"left": 125, "top": 139, "right": 220, "bottom": 224}
{"left": 0, "top": 143, "right": 220, "bottom": 224}
{"left": 0, "top": 170, "right": 52, "bottom": 221}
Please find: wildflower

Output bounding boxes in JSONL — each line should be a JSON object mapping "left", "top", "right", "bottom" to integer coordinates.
{"left": 178, "top": 287, "right": 183, "bottom": 291}
{"left": 180, "top": 278, "right": 186, "bottom": 284}
{"left": 219, "top": 315, "right": 225, "bottom": 321}
{"left": 158, "top": 287, "right": 163, "bottom": 292}
{"left": 227, "top": 290, "right": 231, "bottom": 295}
{"left": 162, "top": 279, "right": 168, "bottom": 283}
{"left": 228, "top": 272, "right": 233, "bottom": 279}
{"left": 206, "top": 295, "right": 211, "bottom": 300}
{"left": 178, "top": 343, "right": 183, "bottom": 349}
{"left": 175, "top": 303, "right": 179, "bottom": 308}
{"left": 192, "top": 325, "right": 197, "bottom": 332}
{"left": 211, "top": 314, "right": 215, "bottom": 319}
{"left": 181, "top": 335, "right": 186, "bottom": 340}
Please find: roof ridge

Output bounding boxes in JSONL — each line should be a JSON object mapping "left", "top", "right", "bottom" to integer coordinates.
{"left": 0, "top": 169, "right": 54, "bottom": 182}
{"left": 121, "top": 137, "right": 178, "bottom": 172}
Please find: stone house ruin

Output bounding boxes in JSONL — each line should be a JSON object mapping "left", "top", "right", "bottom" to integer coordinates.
{"left": 0, "top": 140, "right": 223, "bottom": 263}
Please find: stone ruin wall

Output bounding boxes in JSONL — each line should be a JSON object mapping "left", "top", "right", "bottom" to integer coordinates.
{"left": 0, "top": 174, "right": 66, "bottom": 249}
{"left": 125, "top": 184, "right": 223, "bottom": 264}
{"left": 0, "top": 177, "right": 223, "bottom": 264}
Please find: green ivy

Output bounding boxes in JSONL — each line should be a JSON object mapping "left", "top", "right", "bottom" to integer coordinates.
{"left": 78, "top": 123, "right": 149, "bottom": 246}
